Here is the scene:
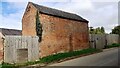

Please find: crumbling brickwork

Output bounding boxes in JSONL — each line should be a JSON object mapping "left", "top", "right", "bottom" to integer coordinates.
{"left": 39, "top": 14, "right": 89, "bottom": 57}
{"left": 22, "top": 2, "right": 89, "bottom": 57}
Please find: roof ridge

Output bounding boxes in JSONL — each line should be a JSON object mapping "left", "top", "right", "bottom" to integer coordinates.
{"left": 0, "top": 28, "right": 21, "bottom": 31}
{"left": 30, "top": 2, "right": 77, "bottom": 15}
{"left": 29, "top": 2, "right": 88, "bottom": 22}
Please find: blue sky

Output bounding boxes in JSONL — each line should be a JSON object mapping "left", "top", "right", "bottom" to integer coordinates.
{"left": 0, "top": 0, "right": 119, "bottom": 33}
{"left": 2, "top": 2, "right": 19, "bottom": 16}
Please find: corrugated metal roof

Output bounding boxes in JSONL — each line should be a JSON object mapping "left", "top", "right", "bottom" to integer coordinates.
{"left": 0, "top": 28, "right": 22, "bottom": 36}
{"left": 30, "top": 2, "right": 88, "bottom": 23}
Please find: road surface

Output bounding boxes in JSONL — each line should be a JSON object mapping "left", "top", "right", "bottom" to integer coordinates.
{"left": 50, "top": 47, "right": 119, "bottom": 66}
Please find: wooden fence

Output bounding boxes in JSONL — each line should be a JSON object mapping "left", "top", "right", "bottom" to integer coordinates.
{"left": 2, "top": 34, "right": 120, "bottom": 63}
{"left": 4, "top": 36, "right": 39, "bottom": 63}
{"left": 89, "top": 34, "right": 120, "bottom": 49}
{"left": 89, "top": 34, "right": 106, "bottom": 49}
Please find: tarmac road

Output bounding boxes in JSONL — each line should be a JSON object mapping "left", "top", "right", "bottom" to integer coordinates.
{"left": 50, "top": 47, "right": 119, "bottom": 66}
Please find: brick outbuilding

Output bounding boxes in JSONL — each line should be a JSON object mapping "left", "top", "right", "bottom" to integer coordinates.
{"left": 22, "top": 2, "right": 89, "bottom": 57}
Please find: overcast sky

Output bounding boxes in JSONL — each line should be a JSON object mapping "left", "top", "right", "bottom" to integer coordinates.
{"left": 0, "top": 0, "right": 119, "bottom": 33}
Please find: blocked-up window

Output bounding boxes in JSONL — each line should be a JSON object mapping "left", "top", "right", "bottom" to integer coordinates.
{"left": 17, "top": 49, "right": 28, "bottom": 63}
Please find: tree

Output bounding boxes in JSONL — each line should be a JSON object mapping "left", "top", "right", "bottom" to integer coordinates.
{"left": 89, "top": 26, "right": 106, "bottom": 34}
{"left": 95, "top": 27, "right": 101, "bottom": 34}
{"left": 111, "top": 25, "right": 120, "bottom": 35}
{"left": 89, "top": 27, "right": 95, "bottom": 34}
{"left": 101, "top": 27, "right": 105, "bottom": 34}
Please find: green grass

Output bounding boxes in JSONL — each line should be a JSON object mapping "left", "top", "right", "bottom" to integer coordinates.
{"left": 1, "top": 48, "right": 101, "bottom": 67}
{"left": 40, "top": 48, "right": 101, "bottom": 63}
{"left": 1, "top": 62, "right": 17, "bottom": 68}
{"left": 106, "top": 43, "right": 120, "bottom": 48}
{"left": 1, "top": 61, "right": 42, "bottom": 68}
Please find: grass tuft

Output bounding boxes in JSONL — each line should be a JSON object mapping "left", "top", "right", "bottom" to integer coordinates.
{"left": 1, "top": 62, "right": 16, "bottom": 68}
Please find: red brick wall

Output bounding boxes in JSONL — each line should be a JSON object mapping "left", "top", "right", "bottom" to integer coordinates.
{"left": 39, "top": 13, "right": 89, "bottom": 57}
{"left": 0, "top": 33, "right": 3, "bottom": 62}
{"left": 22, "top": 3, "right": 37, "bottom": 36}
{"left": 22, "top": 4, "right": 89, "bottom": 58}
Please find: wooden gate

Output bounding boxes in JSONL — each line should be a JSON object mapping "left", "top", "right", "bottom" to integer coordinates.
{"left": 4, "top": 36, "right": 39, "bottom": 63}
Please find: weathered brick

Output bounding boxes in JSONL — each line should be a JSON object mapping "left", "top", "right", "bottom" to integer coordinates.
{"left": 0, "top": 33, "right": 3, "bottom": 61}
{"left": 38, "top": 14, "right": 89, "bottom": 57}
{"left": 22, "top": 3, "right": 89, "bottom": 57}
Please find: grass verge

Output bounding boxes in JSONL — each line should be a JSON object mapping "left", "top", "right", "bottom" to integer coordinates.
{"left": 105, "top": 43, "right": 120, "bottom": 48}
{"left": 1, "top": 62, "right": 16, "bottom": 68}
{"left": 40, "top": 48, "right": 101, "bottom": 63}
{"left": 1, "top": 48, "right": 101, "bottom": 67}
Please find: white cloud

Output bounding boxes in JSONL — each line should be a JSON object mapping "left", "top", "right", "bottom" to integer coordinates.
{"left": 91, "top": 0, "right": 119, "bottom": 2}
{"left": 37, "top": 0, "right": 94, "bottom": 18}
{"left": 0, "top": 15, "right": 2, "bottom": 27}
{"left": 0, "top": 1, "right": 118, "bottom": 33}
{"left": 1, "top": 12, "right": 22, "bottom": 30}
{"left": 2, "top": 0, "right": 69, "bottom": 2}
{"left": 8, "top": 2, "right": 27, "bottom": 9}
{"left": 1, "top": 2, "right": 23, "bottom": 30}
{"left": 89, "top": 2, "right": 118, "bottom": 33}
{"left": 2, "top": 0, "right": 120, "bottom": 2}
